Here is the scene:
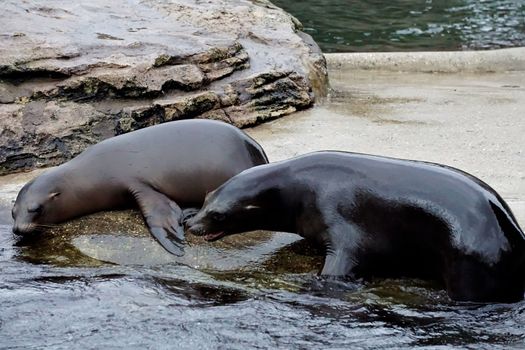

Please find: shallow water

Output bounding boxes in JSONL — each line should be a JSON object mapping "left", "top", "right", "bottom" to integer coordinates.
{"left": 2, "top": 222, "right": 525, "bottom": 349}
{"left": 272, "top": 0, "right": 525, "bottom": 52}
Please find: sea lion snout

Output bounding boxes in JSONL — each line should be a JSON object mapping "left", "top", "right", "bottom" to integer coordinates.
{"left": 184, "top": 207, "right": 211, "bottom": 234}
{"left": 11, "top": 200, "right": 43, "bottom": 235}
{"left": 186, "top": 221, "right": 227, "bottom": 242}
{"left": 185, "top": 213, "right": 227, "bottom": 241}
{"left": 185, "top": 218, "right": 206, "bottom": 236}
{"left": 12, "top": 222, "right": 38, "bottom": 235}
{"left": 12, "top": 225, "right": 22, "bottom": 235}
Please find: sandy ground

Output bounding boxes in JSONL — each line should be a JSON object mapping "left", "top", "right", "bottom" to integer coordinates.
{"left": 247, "top": 69, "right": 525, "bottom": 224}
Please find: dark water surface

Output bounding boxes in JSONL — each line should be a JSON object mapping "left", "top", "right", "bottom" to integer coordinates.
{"left": 2, "top": 223, "right": 525, "bottom": 349}
{"left": 271, "top": 0, "right": 525, "bottom": 52}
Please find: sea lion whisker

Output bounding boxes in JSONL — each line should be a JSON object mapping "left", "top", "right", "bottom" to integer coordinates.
{"left": 34, "top": 223, "right": 59, "bottom": 229}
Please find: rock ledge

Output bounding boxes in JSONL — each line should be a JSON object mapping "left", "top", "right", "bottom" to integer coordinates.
{"left": 0, "top": 0, "right": 327, "bottom": 174}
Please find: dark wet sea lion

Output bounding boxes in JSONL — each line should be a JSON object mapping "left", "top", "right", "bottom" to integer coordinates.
{"left": 187, "top": 151, "right": 525, "bottom": 302}
{"left": 12, "top": 119, "right": 268, "bottom": 256}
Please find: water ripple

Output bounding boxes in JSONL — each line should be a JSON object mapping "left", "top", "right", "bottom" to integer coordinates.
{"left": 2, "top": 223, "right": 525, "bottom": 348}
{"left": 272, "top": 0, "right": 525, "bottom": 52}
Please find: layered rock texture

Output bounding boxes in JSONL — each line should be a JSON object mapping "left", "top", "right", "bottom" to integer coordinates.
{"left": 0, "top": 0, "right": 327, "bottom": 174}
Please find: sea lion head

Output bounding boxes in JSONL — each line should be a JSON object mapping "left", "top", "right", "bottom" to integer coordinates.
{"left": 12, "top": 172, "right": 64, "bottom": 235}
{"left": 186, "top": 167, "right": 282, "bottom": 241}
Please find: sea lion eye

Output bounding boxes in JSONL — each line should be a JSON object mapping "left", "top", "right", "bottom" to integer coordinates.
{"left": 211, "top": 212, "right": 226, "bottom": 222}
{"left": 27, "top": 204, "right": 43, "bottom": 215}
{"left": 49, "top": 192, "right": 61, "bottom": 199}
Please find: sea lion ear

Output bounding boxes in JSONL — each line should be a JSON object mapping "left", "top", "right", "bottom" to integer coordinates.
{"left": 245, "top": 205, "right": 260, "bottom": 210}
{"left": 49, "top": 192, "right": 61, "bottom": 199}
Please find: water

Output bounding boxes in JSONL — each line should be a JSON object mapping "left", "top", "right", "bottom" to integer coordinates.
{"left": 271, "top": 0, "right": 525, "bottom": 52}
{"left": 2, "top": 223, "right": 525, "bottom": 349}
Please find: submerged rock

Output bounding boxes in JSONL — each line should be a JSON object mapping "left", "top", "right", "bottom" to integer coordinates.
{"left": 0, "top": 0, "right": 328, "bottom": 175}
{"left": 32, "top": 210, "right": 302, "bottom": 270}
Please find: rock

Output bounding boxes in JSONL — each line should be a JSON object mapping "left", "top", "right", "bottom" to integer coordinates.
{"left": 0, "top": 0, "right": 328, "bottom": 175}
{"left": 32, "top": 209, "right": 302, "bottom": 270}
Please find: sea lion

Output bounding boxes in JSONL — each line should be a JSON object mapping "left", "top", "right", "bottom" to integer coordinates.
{"left": 12, "top": 119, "right": 268, "bottom": 256}
{"left": 186, "top": 151, "right": 525, "bottom": 302}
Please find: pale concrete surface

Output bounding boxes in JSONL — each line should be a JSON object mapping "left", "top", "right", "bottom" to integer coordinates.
{"left": 247, "top": 69, "right": 525, "bottom": 224}
{"left": 326, "top": 47, "right": 525, "bottom": 72}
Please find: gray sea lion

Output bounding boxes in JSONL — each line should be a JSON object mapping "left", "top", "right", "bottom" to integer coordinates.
{"left": 12, "top": 119, "right": 268, "bottom": 256}
{"left": 186, "top": 151, "right": 525, "bottom": 302}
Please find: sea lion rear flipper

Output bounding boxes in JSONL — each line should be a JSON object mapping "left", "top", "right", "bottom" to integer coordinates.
{"left": 130, "top": 183, "right": 186, "bottom": 256}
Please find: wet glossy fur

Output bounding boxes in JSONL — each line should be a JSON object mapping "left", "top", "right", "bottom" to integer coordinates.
{"left": 187, "top": 151, "right": 525, "bottom": 302}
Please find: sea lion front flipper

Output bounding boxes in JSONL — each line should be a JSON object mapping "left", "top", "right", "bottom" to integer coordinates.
{"left": 320, "top": 222, "right": 360, "bottom": 277}
{"left": 130, "top": 183, "right": 185, "bottom": 256}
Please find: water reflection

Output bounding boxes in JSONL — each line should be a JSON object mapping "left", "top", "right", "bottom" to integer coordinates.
{"left": 271, "top": 0, "right": 525, "bottom": 52}
{"left": 152, "top": 276, "right": 250, "bottom": 306}
{"left": 2, "top": 221, "right": 525, "bottom": 348}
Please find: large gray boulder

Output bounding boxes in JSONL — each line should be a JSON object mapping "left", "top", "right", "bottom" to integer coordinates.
{"left": 0, "top": 0, "right": 327, "bottom": 175}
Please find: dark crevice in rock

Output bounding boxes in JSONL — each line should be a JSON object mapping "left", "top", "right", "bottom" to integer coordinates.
{"left": 44, "top": 79, "right": 129, "bottom": 102}
{"left": 154, "top": 42, "right": 244, "bottom": 67}
{"left": 1, "top": 123, "right": 117, "bottom": 174}
{"left": 115, "top": 105, "right": 166, "bottom": 134}
{"left": 0, "top": 68, "right": 71, "bottom": 85}
{"left": 36, "top": 75, "right": 205, "bottom": 103}
{"left": 25, "top": 48, "right": 249, "bottom": 103}
{"left": 161, "top": 80, "right": 200, "bottom": 93}
{"left": 1, "top": 153, "right": 43, "bottom": 174}
{"left": 116, "top": 92, "right": 221, "bottom": 134}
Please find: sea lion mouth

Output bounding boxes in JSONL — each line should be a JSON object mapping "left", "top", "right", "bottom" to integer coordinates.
{"left": 203, "top": 231, "right": 226, "bottom": 242}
